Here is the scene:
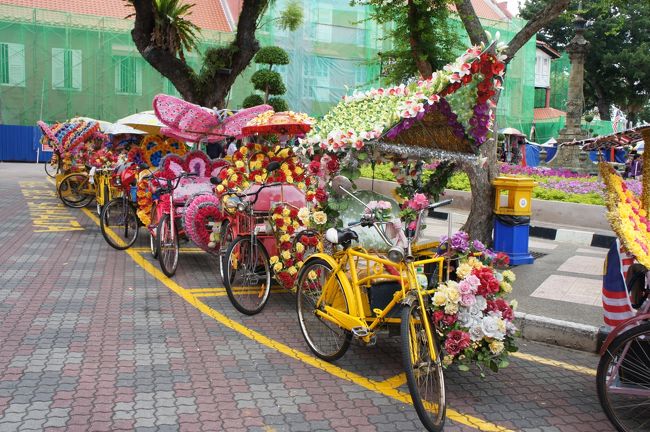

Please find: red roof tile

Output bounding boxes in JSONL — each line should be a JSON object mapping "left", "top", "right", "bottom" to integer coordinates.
{"left": 450, "top": 0, "right": 509, "bottom": 22}
{"left": 0, "top": 0, "right": 232, "bottom": 32}
{"left": 534, "top": 107, "right": 566, "bottom": 121}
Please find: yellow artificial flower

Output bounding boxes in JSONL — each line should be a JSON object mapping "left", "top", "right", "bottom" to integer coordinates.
{"left": 312, "top": 211, "right": 327, "bottom": 225}
{"left": 255, "top": 175, "right": 263, "bottom": 183}
{"left": 456, "top": 263, "right": 473, "bottom": 279}
{"left": 467, "top": 256, "right": 483, "bottom": 269}
{"left": 286, "top": 176, "right": 294, "bottom": 183}
{"left": 298, "top": 207, "right": 310, "bottom": 223}
{"left": 239, "top": 146, "right": 249, "bottom": 155}
{"left": 444, "top": 286, "right": 460, "bottom": 304}
{"left": 288, "top": 266, "right": 297, "bottom": 276}
{"left": 280, "top": 234, "right": 291, "bottom": 243}
{"left": 298, "top": 182, "right": 306, "bottom": 191}
{"left": 432, "top": 291, "right": 447, "bottom": 306}
{"left": 282, "top": 208, "right": 290, "bottom": 217}
{"left": 273, "top": 262, "right": 283, "bottom": 272}
{"left": 296, "top": 243, "right": 305, "bottom": 253}
{"left": 235, "top": 160, "right": 245, "bottom": 168}
{"left": 281, "top": 250, "right": 292, "bottom": 260}
{"left": 500, "top": 281, "right": 512, "bottom": 294}
{"left": 270, "top": 256, "right": 279, "bottom": 265}
{"left": 444, "top": 302, "right": 458, "bottom": 315}
{"left": 442, "top": 355, "right": 454, "bottom": 366}
{"left": 216, "top": 185, "right": 225, "bottom": 193}
{"left": 283, "top": 217, "right": 291, "bottom": 225}
{"left": 297, "top": 261, "right": 304, "bottom": 269}
{"left": 502, "top": 270, "right": 516, "bottom": 283}
{"left": 295, "top": 166, "right": 304, "bottom": 175}
{"left": 308, "top": 270, "right": 318, "bottom": 280}
{"left": 489, "top": 340, "right": 505, "bottom": 355}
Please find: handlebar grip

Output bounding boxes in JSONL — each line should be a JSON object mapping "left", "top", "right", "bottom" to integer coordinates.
{"left": 428, "top": 199, "right": 453, "bottom": 210}
{"left": 348, "top": 221, "right": 362, "bottom": 227}
{"left": 183, "top": 172, "right": 198, "bottom": 177}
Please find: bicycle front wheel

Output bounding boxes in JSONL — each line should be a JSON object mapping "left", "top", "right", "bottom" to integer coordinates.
{"left": 149, "top": 202, "right": 159, "bottom": 258}
{"left": 100, "top": 198, "right": 139, "bottom": 250}
{"left": 597, "top": 321, "right": 650, "bottom": 432}
{"left": 223, "top": 236, "right": 271, "bottom": 315}
{"left": 218, "top": 220, "right": 234, "bottom": 284}
{"left": 158, "top": 214, "right": 179, "bottom": 277}
{"left": 57, "top": 173, "right": 93, "bottom": 208}
{"left": 45, "top": 157, "right": 59, "bottom": 178}
{"left": 401, "top": 301, "right": 446, "bottom": 432}
{"left": 296, "top": 258, "right": 351, "bottom": 361}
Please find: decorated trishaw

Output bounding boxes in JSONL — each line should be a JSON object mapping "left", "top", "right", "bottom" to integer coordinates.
{"left": 569, "top": 126, "right": 650, "bottom": 432}
{"left": 292, "top": 40, "right": 518, "bottom": 432}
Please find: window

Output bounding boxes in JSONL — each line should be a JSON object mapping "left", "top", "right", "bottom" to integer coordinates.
{"left": 303, "top": 57, "right": 330, "bottom": 101}
{"left": 52, "top": 48, "right": 82, "bottom": 90}
{"left": 306, "top": 6, "right": 332, "bottom": 42}
{"left": 0, "top": 43, "right": 25, "bottom": 86}
{"left": 114, "top": 56, "right": 142, "bottom": 95}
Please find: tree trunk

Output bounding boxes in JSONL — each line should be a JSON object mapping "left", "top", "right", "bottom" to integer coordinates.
{"left": 593, "top": 83, "right": 610, "bottom": 120}
{"left": 407, "top": 0, "right": 433, "bottom": 79}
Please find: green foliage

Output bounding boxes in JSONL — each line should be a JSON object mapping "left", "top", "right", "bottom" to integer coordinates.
{"left": 278, "top": 0, "right": 304, "bottom": 31}
{"left": 521, "top": 0, "right": 650, "bottom": 122}
{"left": 254, "top": 46, "right": 290, "bottom": 67}
{"left": 359, "top": 163, "right": 395, "bottom": 181}
{"left": 242, "top": 94, "right": 265, "bottom": 108}
{"left": 251, "top": 69, "right": 287, "bottom": 95}
{"left": 354, "top": 0, "right": 459, "bottom": 84}
{"left": 151, "top": 0, "right": 200, "bottom": 61}
{"left": 268, "top": 97, "right": 288, "bottom": 112}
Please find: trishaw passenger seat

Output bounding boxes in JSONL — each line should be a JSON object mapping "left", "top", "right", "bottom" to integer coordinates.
{"left": 325, "top": 228, "right": 358, "bottom": 248}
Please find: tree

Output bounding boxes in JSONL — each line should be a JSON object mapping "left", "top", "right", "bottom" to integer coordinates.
{"left": 244, "top": 46, "right": 290, "bottom": 110}
{"left": 449, "top": 0, "right": 571, "bottom": 243}
{"left": 520, "top": 0, "right": 650, "bottom": 124}
{"left": 128, "top": 0, "right": 302, "bottom": 108}
{"left": 354, "top": 0, "right": 459, "bottom": 84}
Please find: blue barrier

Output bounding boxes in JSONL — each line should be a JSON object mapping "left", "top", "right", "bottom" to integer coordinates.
{"left": 0, "top": 125, "right": 50, "bottom": 162}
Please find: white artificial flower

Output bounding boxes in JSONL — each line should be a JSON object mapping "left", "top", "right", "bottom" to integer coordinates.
{"left": 469, "top": 324, "right": 484, "bottom": 342}
{"left": 474, "top": 295, "right": 487, "bottom": 311}
{"left": 481, "top": 315, "right": 502, "bottom": 339}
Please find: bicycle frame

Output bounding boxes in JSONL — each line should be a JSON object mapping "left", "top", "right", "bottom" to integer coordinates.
{"left": 308, "top": 247, "right": 444, "bottom": 359}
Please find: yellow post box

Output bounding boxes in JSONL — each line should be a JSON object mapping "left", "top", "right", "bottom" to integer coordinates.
{"left": 492, "top": 176, "right": 535, "bottom": 216}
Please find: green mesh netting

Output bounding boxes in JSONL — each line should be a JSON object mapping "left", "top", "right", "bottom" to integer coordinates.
{"left": 1, "top": 1, "right": 535, "bottom": 132}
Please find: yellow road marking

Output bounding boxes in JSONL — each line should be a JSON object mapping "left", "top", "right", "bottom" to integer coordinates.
{"left": 188, "top": 288, "right": 226, "bottom": 293}
{"left": 193, "top": 293, "right": 228, "bottom": 298}
{"left": 81, "top": 207, "right": 512, "bottom": 432}
{"left": 380, "top": 373, "right": 407, "bottom": 389}
{"left": 510, "top": 351, "right": 596, "bottom": 376}
{"left": 22, "top": 180, "right": 83, "bottom": 232}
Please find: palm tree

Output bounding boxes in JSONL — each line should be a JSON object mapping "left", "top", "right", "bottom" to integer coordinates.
{"left": 150, "top": 0, "right": 200, "bottom": 62}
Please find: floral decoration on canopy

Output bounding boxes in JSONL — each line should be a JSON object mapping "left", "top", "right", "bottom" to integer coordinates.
{"left": 600, "top": 162, "right": 650, "bottom": 268}
{"left": 242, "top": 110, "right": 316, "bottom": 136}
{"left": 299, "top": 40, "right": 506, "bottom": 156}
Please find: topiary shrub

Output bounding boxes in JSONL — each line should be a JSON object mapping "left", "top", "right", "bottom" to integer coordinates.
{"left": 254, "top": 46, "right": 289, "bottom": 66}
{"left": 268, "top": 97, "right": 288, "bottom": 112}
{"left": 242, "top": 94, "right": 265, "bottom": 108}
{"left": 251, "top": 69, "right": 287, "bottom": 96}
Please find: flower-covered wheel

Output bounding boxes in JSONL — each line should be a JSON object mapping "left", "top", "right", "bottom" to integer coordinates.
{"left": 401, "top": 301, "right": 446, "bottom": 432}
{"left": 223, "top": 236, "right": 271, "bottom": 315}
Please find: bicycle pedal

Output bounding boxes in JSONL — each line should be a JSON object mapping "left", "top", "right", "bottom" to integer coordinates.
{"left": 366, "top": 334, "right": 377, "bottom": 346}
{"left": 351, "top": 327, "right": 370, "bottom": 338}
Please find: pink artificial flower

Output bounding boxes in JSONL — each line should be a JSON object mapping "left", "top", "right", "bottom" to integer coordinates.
{"left": 444, "top": 330, "right": 471, "bottom": 356}
{"left": 407, "top": 193, "right": 429, "bottom": 211}
{"left": 458, "top": 280, "right": 473, "bottom": 295}
{"left": 460, "top": 294, "right": 476, "bottom": 307}
{"left": 465, "top": 274, "right": 481, "bottom": 291}
{"left": 408, "top": 221, "right": 417, "bottom": 230}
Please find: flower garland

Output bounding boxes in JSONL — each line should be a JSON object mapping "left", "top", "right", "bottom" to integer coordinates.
{"left": 136, "top": 178, "right": 154, "bottom": 226}
{"left": 432, "top": 231, "right": 518, "bottom": 372}
{"left": 600, "top": 162, "right": 650, "bottom": 268}
{"left": 267, "top": 204, "right": 322, "bottom": 289}
{"left": 140, "top": 136, "right": 188, "bottom": 167}
{"left": 184, "top": 194, "right": 225, "bottom": 252}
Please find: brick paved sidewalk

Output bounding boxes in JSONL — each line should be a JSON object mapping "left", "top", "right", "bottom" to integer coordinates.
{"left": 0, "top": 163, "right": 615, "bottom": 431}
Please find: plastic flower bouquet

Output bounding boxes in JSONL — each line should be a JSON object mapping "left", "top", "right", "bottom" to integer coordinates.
{"left": 433, "top": 231, "right": 518, "bottom": 373}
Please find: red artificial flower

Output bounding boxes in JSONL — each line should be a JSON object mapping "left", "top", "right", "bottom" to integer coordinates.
{"left": 306, "top": 191, "right": 315, "bottom": 202}
{"left": 287, "top": 225, "right": 295, "bottom": 235}
{"left": 289, "top": 208, "right": 298, "bottom": 218}
{"left": 461, "top": 74, "right": 473, "bottom": 84}
{"left": 478, "top": 79, "right": 492, "bottom": 92}
{"left": 492, "top": 61, "right": 505, "bottom": 75}
{"left": 442, "top": 314, "right": 457, "bottom": 326}
{"left": 274, "top": 206, "right": 284, "bottom": 215}
{"left": 315, "top": 188, "right": 328, "bottom": 203}
{"left": 480, "top": 60, "right": 494, "bottom": 78}
{"left": 444, "top": 330, "right": 471, "bottom": 356}
{"left": 433, "top": 310, "right": 445, "bottom": 324}
{"left": 285, "top": 258, "right": 294, "bottom": 267}
{"left": 487, "top": 298, "right": 514, "bottom": 321}
{"left": 326, "top": 157, "right": 340, "bottom": 173}
{"left": 470, "top": 61, "right": 480, "bottom": 74}
{"left": 473, "top": 267, "right": 500, "bottom": 297}
{"left": 275, "top": 219, "right": 284, "bottom": 227}
{"left": 296, "top": 252, "right": 304, "bottom": 262}
{"left": 494, "top": 252, "right": 510, "bottom": 267}
{"left": 281, "top": 242, "right": 292, "bottom": 251}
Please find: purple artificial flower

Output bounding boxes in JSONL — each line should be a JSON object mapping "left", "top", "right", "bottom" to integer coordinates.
{"left": 472, "top": 239, "right": 486, "bottom": 252}
{"left": 450, "top": 231, "right": 470, "bottom": 252}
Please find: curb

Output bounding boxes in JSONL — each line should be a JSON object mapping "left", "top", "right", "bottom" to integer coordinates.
{"left": 429, "top": 210, "right": 616, "bottom": 249}
{"left": 514, "top": 311, "right": 600, "bottom": 353}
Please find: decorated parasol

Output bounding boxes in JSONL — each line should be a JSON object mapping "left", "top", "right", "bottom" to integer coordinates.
{"left": 153, "top": 94, "right": 272, "bottom": 141}
{"left": 241, "top": 110, "right": 315, "bottom": 136}
{"left": 299, "top": 40, "right": 506, "bottom": 161}
{"left": 116, "top": 111, "right": 164, "bottom": 134}
{"left": 37, "top": 119, "right": 101, "bottom": 151}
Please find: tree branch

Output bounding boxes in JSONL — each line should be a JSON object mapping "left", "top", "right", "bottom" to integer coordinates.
{"left": 130, "top": 0, "right": 198, "bottom": 101}
{"left": 503, "top": 0, "right": 571, "bottom": 63}
{"left": 407, "top": 0, "right": 433, "bottom": 78}
{"left": 453, "top": 0, "right": 487, "bottom": 46}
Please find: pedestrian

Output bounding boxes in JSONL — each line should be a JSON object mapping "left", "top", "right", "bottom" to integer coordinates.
{"left": 205, "top": 141, "right": 224, "bottom": 159}
{"left": 625, "top": 153, "right": 643, "bottom": 179}
{"left": 226, "top": 138, "right": 238, "bottom": 156}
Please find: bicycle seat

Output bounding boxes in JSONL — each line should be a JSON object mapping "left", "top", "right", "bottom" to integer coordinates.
{"left": 325, "top": 228, "right": 358, "bottom": 247}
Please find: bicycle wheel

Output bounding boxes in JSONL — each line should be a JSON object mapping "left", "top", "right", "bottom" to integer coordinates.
{"left": 45, "top": 156, "right": 59, "bottom": 178}
{"left": 100, "top": 198, "right": 139, "bottom": 250}
{"left": 597, "top": 321, "right": 650, "bottom": 432}
{"left": 223, "top": 236, "right": 271, "bottom": 315}
{"left": 218, "top": 220, "right": 234, "bottom": 284}
{"left": 57, "top": 173, "right": 94, "bottom": 208}
{"left": 296, "top": 258, "right": 351, "bottom": 361}
{"left": 149, "top": 202, "right": 159, "bottom": 258}
{"left": 158, "top": 214, "right": 179, "bottom": 277}
{"left": 401, "top": 301, "right": 446, "bottom": 432}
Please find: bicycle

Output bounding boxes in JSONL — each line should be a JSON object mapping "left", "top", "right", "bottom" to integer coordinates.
{"left": 57, "top": 168, "right": 95, "bottom": 208}
{"left": 148, "top": 171, "right": 198, "bottom": 277}
{"left": 220, "top": 181, "right": 283, "bottom": 315}
{"left": 597, "top": 264, "right": 650, "bottom": 432}
{"left": 295, "top": 186, "right": 452, "bottom": 432}
{"left": 45, "top": 149, "right": 62, "bottom": 178}
{"left": 100, "top": 163, "right": 140, "bottom": 250}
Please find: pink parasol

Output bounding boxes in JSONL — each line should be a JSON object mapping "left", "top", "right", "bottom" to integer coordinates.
{"left": 153, "top": 94, "right": 272, "bottom": 140}
{"left": 37, "top": 120, "right": 59, "bottom": 144}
